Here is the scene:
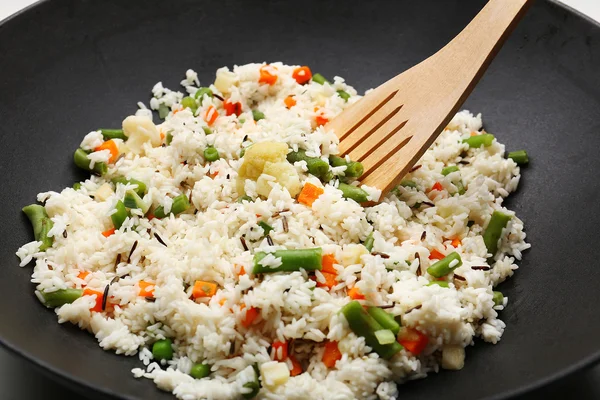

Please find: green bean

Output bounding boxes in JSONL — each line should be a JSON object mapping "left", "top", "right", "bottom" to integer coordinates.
{"left": 22, "top": 204, "right": 54, "bottom": 251}
{"left": 190, "top": 363, "right": 211, "bottom": 379}
{"left": 195, "top": 87, "right": 213, "bottom": 101}
{"left": 329, "top": 155, "right": 364, "bottom": 178}
{"left": 312, "top": 73, "right": 329, "bottom": 85}
{"left": 181, "top": 96, "right": 198, "bottom": 112}
{"left": 111, "top": 200, "right": 128, "bottom": 229}
{"left": 441, "top": 166, "right": 459, "bottom": 176}
{"left": 202, "top": 126, "right": 213, "bottom": 135}
{"left": 99, "top": 129, "right": 127, "bottom": 141}
{"left": 158, "top": 104, "right": 170, "bottom": 119}
{"left": 41, "top": 288, "right": 83, "bottom": 308}
{"left": 153, "top": 194, "right": 190, "bottom": 219}
{"left": 321, "top": 170, "right": 334, "bottom": 183}
{"left": 242, "top": 364, "right": 261, "bottom": 399}
{"left": 152, "top": 339, "right": 173, "bottom": 361}
{"left": 427, "top": 281, "right": 450, "bottom": 288}
{"left": 341, "top": 301, "right": 403, "bottom": 359}
{"left": 427, "top": 252, "right": 463, "bottom": 278}
{"left": 111, "top": 177, "right": 147, "bottom": 197}
{"left": 492, "top": 291, "right": 504, "bottom": 306}
{"left": 363, "top": 232, "right": 374, "bottom": 252}
{"left": 400, "top": 180, "right": 417, "bottom": 189}
{"left": 166, "top": 132, "right": 173, "bottom": 145}
{"left": 73, "top": 182, "right": 82, "bottom": 190}
{"left": 287, "top": 150, "right": 330, "bottom": 180}
{"left": 337, "top": 90, "right": 350, "bottom": 102}
{"left": 204, "top": 147, "right": 220, "bottom": 162}
{"left": 252, "top": 110, "right": 265, "bottom": 121}
{"left": 123, "top": 190, "right": 149, "bottom": 214}
{"left": 507, "top": 150, "right": 529, "bottom": 165}
{"left": 252, "top": 248, "right": 322, "bottom": 274}
{"left": 338, "top": 183, "right": 369, "bottom": 203}
{"left": 374, "top": 329, "right": 396, "bottom": 345}
{"left": 73, "top": 148, "right": 107, "bottom": 176}
{"left": 258, "top": 221, "right": 273, "bottom": 235}
{"left": 237, "top": 195, "right": 253, "bottom": 203}
{"left": 367, "top": 306, "right": 400, "bottom": 335}
{"left": 483, "top": 211, "right": 512, "bottom": 256}
{"left": 463, "top": 133, "right": 495, "bottom": 148}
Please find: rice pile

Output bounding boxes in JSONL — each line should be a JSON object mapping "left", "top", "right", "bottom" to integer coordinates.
{"left": 16, "top": 62, "right": 529, "bottom": 400}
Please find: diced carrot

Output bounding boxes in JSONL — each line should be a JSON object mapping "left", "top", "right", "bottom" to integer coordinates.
{"left": 284, "top": 95, "right": 296, "bottom": 109}
{"left": 322, "top": 341, "right": 342, "bottom": 368}
{"left": 259, "top": 65, "right": 278, "bottom": 85}
{"left": 297, "top": 183, "right": 324, "bottom": 207}
{"left": 94, "top": 139, "right": 119, "bottom": 163}
{"left": 209, "top": 170, "right": 218, "bottom": 179}
{"left": 272, "top": 341, "right": 288, "bottom": 361}
{"left": 321, "top": 254, "right": 338, "bottom": 274}
{"left": 219, "top": 298, "right": 227, "bottom": 306}
{"left": 238, "top": 265, "right": 246, "bottom": 276}
{"left": 292, "top": 66, "right": 312, "bottom": 85}
{"left": 102, "top": 228, "right": 115, "bottom": 237}
{"left": 173, "top": 108, "right": 182, "bottom": 115}
{"left": 203, "top": 105, "right": 219, "bottom": 126}
{"left": 451, "top": 238, "right": 462, "bottom": 248}
{"left": 242, "top": 306, "right": 260, "bottom": 328}
{"left": 347, "top": 286, "right": 365, "bottom": 300}
{"left": 192, "top": 281, "right": 218, "bottom": 298}
{"left": 77, "top": 271, "right": 89, "bottom": 280}
{"left": 223, "top": 99, "right": 242, "bottom": 116}
{"left": 398, "top": 328, "right": 429, "bottom": 355}
{"left": 160, "top": 132, "right": 165, "bottom": 141}
{"left": 429, "top": 249, "right": 445, "bottom": 260}
{"left": 431, "top": 182, "right": 443, "bottom": 192}
{"left": 470, "top": 131, "right": 478, "bottom": 136}
{"left": 314, "top": 108, "right": 329, "bottom": 126}
{"left": 317, "top": 272, "right": 337, "bottom": 290}
{"left": 289, "top": 355, "right": 302, "bottom": 376}
{"left": 147, "top": 213, "right": 155, "bottom": 221}
{"left": 83, "top": 288, "right": 104, "bottom": 312}
{"left": 138, "top": 281, "right": 155, "bottom": 297}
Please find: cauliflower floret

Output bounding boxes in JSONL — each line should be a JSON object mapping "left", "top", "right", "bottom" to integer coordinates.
{"left": 257, "top": 162, "right": 301, "bottom": 197}
{"left": 122, "top": 116, "right": 161, "bottom": 154}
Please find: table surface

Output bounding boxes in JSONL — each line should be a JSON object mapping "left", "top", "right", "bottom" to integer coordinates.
{"left": 2, "top": 0, "right": 600, "bottom": 399}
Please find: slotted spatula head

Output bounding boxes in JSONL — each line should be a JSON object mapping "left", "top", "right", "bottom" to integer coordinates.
{"left": 326, "top": 0, "right": 533, "bottom": 195}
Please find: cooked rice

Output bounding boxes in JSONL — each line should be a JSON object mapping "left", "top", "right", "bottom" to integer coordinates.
{"left": 16, "top": 62, "right": 529, "bottom": 399}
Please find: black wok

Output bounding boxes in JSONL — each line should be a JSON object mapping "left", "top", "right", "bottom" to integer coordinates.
{"left": 1, "top": 0, "right": 599, "bottom": 399}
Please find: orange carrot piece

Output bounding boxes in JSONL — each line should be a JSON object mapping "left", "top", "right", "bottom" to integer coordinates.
{"left": 259, "top": 65, "right": 278, "bottom": 85}
{"left": 102, "top": 228, "right": 115, "bottom": 237}
{"left": 431, "top": 182, "right": 443, "bottom": 192}
{"left": 297, "top": 183, "right": 324, "bottom": 207}
{"left": 398, "top": 328, "right": 429, "bottom": 355}
{"left": 238, "top": 265, "right": 246, "bottom": 276}
{"left": 347, "top": 286, "right": 365, "bottom": 300}
{"left": 242, "top": 306, "right": 259, "bottom": 328}
{"left": 292, "top": 66, "right": 312, "bottom": 84}
{"left": 203, "top": 105, "right": 219, "bottom": 126}
{"left": 315, "top": 109, "right": 329, "bottom": 127}
{"left": 451, "top": 238, "right": 462, "bottom": 248}
{"left": 223, "top": 99, "right": 242, "bottom": 116}
{"left": 289, "top": 355, "right": 302, "bottom": 376}
{"left": 322, "top": 341, "right": 342, "bottom": 368}
{"left": 94, "top": 139, "right": 119, "bottom": 163}
{"left": 321, "top": 254, "right": 338, "bottom": 274}
{"left": 77, "top": 271, "right": 90, "bottom": 280}
{"left": 83, "top": 288, "right": 104, "bottom": 312}
{"left": 160, "top": 132, "right": 165, "bottom": 141}
{"left": 138, "top": 281, "right": 155, "bottom": 297}
{"left": 429, "top": 249, "right": 445, "bottom": 260}
{"left": 192, "top": 281, "right": 218, "bottom": 298}
{"left": 272, "top": 341, "right": 288, "bottom": 361}
{"left": 317, "top": 272, "right": 337, "bottom": 290}
{"left": 284, "top": 95, "right": 296, "bottom": 109}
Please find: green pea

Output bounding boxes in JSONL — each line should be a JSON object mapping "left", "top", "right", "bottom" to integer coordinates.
{"left": 252, "top": 110, "right": 265, "bottom": 121}
{"left": 190, "top": 363, "right": 211, "bottom": 379}
{"left": 202, "top": 126, "right": 213, "bottom": 135}
{"left": 73, "top": 182, "right": 82, "bottom": 190}
{"left": 195, "top": 87, "right": 213, "bottom": 101}
{"left": 152, "top": 339, "right": 173, "bottom": 361}
{"left": 181, "top": 96, "right": 197, "bottom": 111}
{"left": 204, "top": 147, "right": 220, "bottom": 162}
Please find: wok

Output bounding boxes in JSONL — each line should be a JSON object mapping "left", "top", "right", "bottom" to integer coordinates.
{"left": 0, "top": 0, "right": 599, "bottom": 399}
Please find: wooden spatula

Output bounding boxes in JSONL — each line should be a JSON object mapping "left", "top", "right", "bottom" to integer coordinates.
{"left": 326, "top": 0, "right": 533, "bottom": 195}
